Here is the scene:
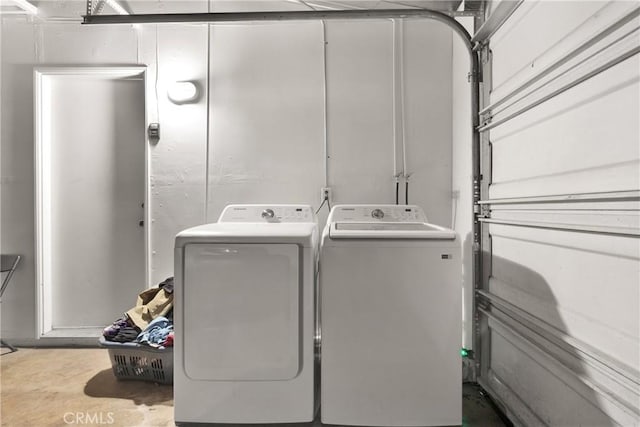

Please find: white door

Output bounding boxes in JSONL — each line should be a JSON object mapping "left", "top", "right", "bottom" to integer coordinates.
{"left": 35, "top": 68, "right": 148, "bottom": 339}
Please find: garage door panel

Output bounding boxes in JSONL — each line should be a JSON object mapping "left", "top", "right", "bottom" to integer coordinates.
{"left": 488, "top": 228, "right": 639, "bottom": 369}
{"left": 489, "top": 56, "right": 640, "bottom": 200}
{"left": 488, "top": 276, "right": 639, "bottom": 372}
{"left": 487, "top": 325, "right": 636, "bottom": 426}
{"left": 489, "top": 1, "right": 638, "bottom": 102}
{"left": 491, "top": 209, "right": 640, "bottom": 231}
{"left": 489, "top": 161, "right": 640, "bottom": 201}
{"left": 480, "top": 1, "right": 640, "bottom": 425}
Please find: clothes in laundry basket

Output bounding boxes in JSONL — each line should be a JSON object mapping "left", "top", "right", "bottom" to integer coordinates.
{"left": 158, "top": 276, "right": 174, "bottom": 294}
{"left": 102, "top": 277, "right": 175, "bottom": 343}
{"left": 103, "top": 317, "right": 128, "bottom": 338}
{"left": 126, "top": 278, "right": 174, "bottom": 330}
{"left": 102, "top": 317, "right": 140, "bottom": 343}
{"left": 136, "top": 316, "right": 174, "bottom": 349}
{"left": 162, "top": 331, "right": 174, "bottom": 347}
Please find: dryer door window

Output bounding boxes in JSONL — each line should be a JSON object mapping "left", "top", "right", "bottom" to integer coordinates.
{"left": 183, "top": 243, "right": 300, "bottom": 380}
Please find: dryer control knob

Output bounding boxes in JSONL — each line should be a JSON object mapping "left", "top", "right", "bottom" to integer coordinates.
{"left": 262, "top": 209, "right": 275, "bottom": 219}
{"left": 371, "top": 209, "right": 385, "bottom": 219}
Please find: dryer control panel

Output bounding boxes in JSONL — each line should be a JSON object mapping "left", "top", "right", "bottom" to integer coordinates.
{"left": 219, "top": 204, "right": 315, "bottom": 223}
{"left": 328, "top": 205, "right": 428, "bottom": 223}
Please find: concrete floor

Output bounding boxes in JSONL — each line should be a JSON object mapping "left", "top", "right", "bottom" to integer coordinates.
{"left": 1, "top": 348, "right": 508, "bottom": 427}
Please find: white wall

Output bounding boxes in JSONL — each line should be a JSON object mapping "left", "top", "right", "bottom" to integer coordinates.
{"left": 325, "top": 19, "right": 396, "bottom": 208}
{"left": 207, "top": 21, "right": 325, "bottom": 221}
{"left": 1, "top": 18, "right": 38, "bottom": 342}
{"left": 403, "top": 20, "right": 453, "bottom": 225}
{"left": 207, "top": 19, "right": 454, "bottom": 227}
{"left": 140, "top": 25, "right": 209, "bottom": 284}
{"left": 1, "top": 14, "right": 456, "bottom": 343}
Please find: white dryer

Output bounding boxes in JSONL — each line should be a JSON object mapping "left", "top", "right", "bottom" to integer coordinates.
{"left": 174, "top": 204, "right": 318, "bottom": 425}
{"left": 320, "top": 204, "right": 461, "bottom": 427}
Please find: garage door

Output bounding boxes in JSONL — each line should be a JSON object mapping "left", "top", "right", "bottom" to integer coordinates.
{"left": 476, "top": 2, "right": 640, "bottom": 425}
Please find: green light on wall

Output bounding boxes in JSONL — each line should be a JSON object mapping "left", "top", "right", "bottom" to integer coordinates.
{"left": 460, "top": 348, "right": 469, "bottom": 358}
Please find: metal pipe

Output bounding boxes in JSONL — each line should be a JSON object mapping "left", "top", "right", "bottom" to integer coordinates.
{"left": 405, "top": 179, "right": 409, "bottom": 205}
{"left": 469, "top": 47, "right": 482, "bottom": 366}
{"left": 397, "top": 20, "right": 408, "bottom": 184}
{"left": 204, "top": 22, "right": 211, "bottom": 221}
{"left": 293, "top": 0, "right": 330, "bottom": 191}
{"left": 479, "top": 7, "right": 640, "bottom": 116}
{"left": 392, "top": 19, "right": 402, "bottom": 181}
{"left": 321, "top": 20, "right": 329, "bottom": 189}
{"left": 392, "top": 19, "right": 408, "bottom": 183}
{"left": 478, "top": 45, "right": 640, "bottom": 132}
{"left": 478, "top": 217, "right": 640, "bottom": 237}
{"left": 478, "top": 189, "right": 640, "bottom": 205}
{"left": 84, "top": 8, "right": 470, "bottom": 24}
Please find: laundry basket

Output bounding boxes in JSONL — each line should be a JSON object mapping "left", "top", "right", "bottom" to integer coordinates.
{"left": 99, "top": 337, "right": 173, "bottom": 384}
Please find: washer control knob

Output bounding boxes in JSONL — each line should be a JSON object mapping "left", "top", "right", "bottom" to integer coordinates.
{"left": 371, "top": 209, "right": 385, "bottom": 219}
{"left": 261, "top": 209, "right": 275, "bottom": 219}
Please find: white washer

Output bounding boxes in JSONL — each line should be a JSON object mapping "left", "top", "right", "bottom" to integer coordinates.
{"left": 320, "top": 204, "right": 461, "bottom": 427}
{"left": 174, "top": 204, "right": 318, "bottom": 425}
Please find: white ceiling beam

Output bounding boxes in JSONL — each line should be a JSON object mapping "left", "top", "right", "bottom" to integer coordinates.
{"left": 295, "top": 1, "right": 341, "bottom": 11}
{"left": 381, "top": 1, "right": 423, "bottom": 9}
{"left": 2, "top": 0, "right": 38, "bottom": 15}
{"left": 321, "top": 1, "right": 368, "bottom": 10}
{"left": 105, "top": 0, "right": 129, "bottom": 15}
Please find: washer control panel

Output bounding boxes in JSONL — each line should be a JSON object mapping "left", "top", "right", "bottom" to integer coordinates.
{"left": 329, "top": 205, "right": 428, "bottom": 223}
{"left": 219, "top": 204, "right": 315, "bottom": 223}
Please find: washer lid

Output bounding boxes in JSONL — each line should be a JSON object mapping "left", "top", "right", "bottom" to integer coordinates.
{"left": 326, "top": 204, "right": 456, "bottom": 240}
{"left": 329, "top": 222, "right": 456, "bottom": 239}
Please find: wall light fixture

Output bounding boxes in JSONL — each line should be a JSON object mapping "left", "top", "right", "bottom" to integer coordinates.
{"left": 167, "top": 81, "right": 199, "bottom": 104}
